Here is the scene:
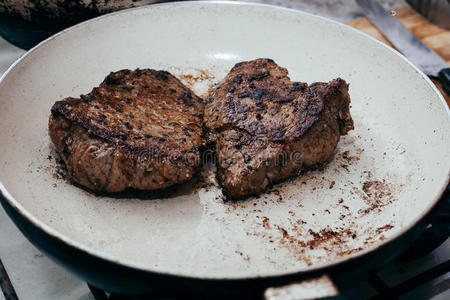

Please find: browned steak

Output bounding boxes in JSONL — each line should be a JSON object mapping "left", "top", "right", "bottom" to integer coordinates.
{"left": 204, "top": 59, "right": 353, "bottom": 198}
{"left": 49, "top": 69, "right": 204, "bottom": 192}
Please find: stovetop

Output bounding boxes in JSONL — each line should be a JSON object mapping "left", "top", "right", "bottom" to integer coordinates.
{"left": 1, "top": 1, "right": 449, "bottom": 299}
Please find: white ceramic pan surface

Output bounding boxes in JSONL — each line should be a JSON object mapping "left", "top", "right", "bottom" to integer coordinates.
{"left": 0, "top": 1, "right": 449, "bottom": 280}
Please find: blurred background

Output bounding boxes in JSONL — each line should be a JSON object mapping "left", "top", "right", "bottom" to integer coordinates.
{"left": 1, "top": 0, "right": 449, "bottom": 50}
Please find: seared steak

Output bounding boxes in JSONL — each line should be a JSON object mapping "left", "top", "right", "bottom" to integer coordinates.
{"left": 204, "top": 59, "right": 353, "bottom": 198}
{"left": 49, "top": 69, "right": 204, "bottom": 192}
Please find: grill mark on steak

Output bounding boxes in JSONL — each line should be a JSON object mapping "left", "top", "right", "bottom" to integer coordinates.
{"left": 248, "top": 71, "right": 270, "bottom": 81}
{"left": 204, "top": 58, "right": 353, "bottom": 198}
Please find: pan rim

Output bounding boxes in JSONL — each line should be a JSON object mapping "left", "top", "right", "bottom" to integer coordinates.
{"left": 0, "top": 0, "right": 449, "bottom": 280}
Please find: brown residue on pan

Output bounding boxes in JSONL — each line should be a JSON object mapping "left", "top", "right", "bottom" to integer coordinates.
{"left": 239, "top": 166, "right": 398, "bottom": 266}
{"left": 338, "top": 247, "right": 364, "bottom": 256}
{"left": 270, "top": 223, "right": 361, "bottom": 265}
{"left": 303, "top": 228, "right": 355, "bottom": 249}
{"left": 177, "top": 69, "right": 215, "bottom": 90}
{"left": 265, "top": 188, "right": 284, "bottom": 203}
{"left": 262, "top": 216, "right": 271, "bottom": 229}
{"left": 235, "top": 250, "right": 251, "bottom": 261}
{"left": 376, "top": 224, "right": 394, "bottom": 234}
{"left": 329, "top": 181, "right": 335, "bottom": 189}
{"left": 261, "top": 219, "right": 396, "bottom": 265}
{"left": 328, "top": 148, "right": 363, "bottom": 174}
{"left": 48, "top": 152, "right": 68, "bottom": 181}
{"left": 358, "top": 179, "right": 395, "bottom": 214}
{"left": 341, "top": 150, "right": 361, "bottom": 163}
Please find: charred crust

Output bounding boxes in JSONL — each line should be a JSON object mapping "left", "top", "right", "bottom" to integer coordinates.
{"left": 248, "top": 71, "right": 270, "bottom": 81}
{"left": 50, "top": 68, "right": 205, "bottom": 163}
{"left": 252, "top": 89, "right": 264, "bottom": 105}
{"left": 231, "top": 58, "right": 274, "bottom": 72}
{"left": 273, "top": 94, "right": 294, "bottom": 103}
{"left": 103, "top": 70, "right": 129, "bottom": 85}
{"left": 238, "top": 92, "right": 251, "bottom": 98}
{"left": 291, "top": 82, "right": 307, "bottom": 92}
{"left": 155, "top": 70, "right": 170, "bottom": 81}
{"left": 233, "top": 62, "right": 245, "bottom": 69}
{"left": 204, "top": 59, "right": 352, "bottom": 150}
{"left": 123, "top": 122, "right": 131, "bottom": 130}
{"left": 269, "top": 125, "right": 286, "bottom": 141}
{"left": 233, "top": 74, "right": 243, "bottom": 84}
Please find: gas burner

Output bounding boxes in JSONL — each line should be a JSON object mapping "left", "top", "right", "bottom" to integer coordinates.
{"left": 86, "top": 259, "right": 450, "bottom": 299}
{"left": 86, "top": 233, "right": 450, "bottom": 300}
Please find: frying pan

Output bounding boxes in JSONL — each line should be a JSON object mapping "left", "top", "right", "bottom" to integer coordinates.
{"left": 0, "top": 1, "right": 449, "bottom": 298}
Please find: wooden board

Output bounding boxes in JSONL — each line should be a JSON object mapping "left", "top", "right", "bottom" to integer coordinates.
{"left": 346, "top": 5, "right": 450, "bottom": 106}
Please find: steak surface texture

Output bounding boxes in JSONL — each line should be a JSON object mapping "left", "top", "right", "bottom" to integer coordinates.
{"left": 49, "top": 69, "right": 204, "bottom": 192}
{"left": 204, "top": 58, "right": 354, "bottom": 198}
